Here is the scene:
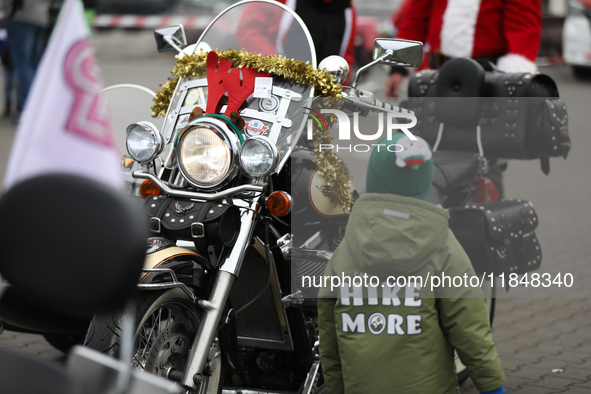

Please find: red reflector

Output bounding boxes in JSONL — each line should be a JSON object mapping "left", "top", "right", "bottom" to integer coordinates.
{"left": 470, "top": 177, "right": 499, "bottom": 203}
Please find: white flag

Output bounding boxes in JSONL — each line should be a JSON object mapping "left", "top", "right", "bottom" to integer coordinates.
{"left": 3, "top": 0, "right": 124, "bottom": 191}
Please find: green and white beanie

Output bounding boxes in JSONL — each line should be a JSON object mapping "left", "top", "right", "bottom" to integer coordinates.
{"left": 365, "top": 133, "right": 433, "bottom": 200}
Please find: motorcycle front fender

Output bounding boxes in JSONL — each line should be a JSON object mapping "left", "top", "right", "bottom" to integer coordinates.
{"left": 139, "top": 241, "right": 214, "bottom": 299}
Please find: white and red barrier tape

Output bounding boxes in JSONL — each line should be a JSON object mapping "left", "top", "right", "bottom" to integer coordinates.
{"left": 92, "top": 14, "right": 574, "bottom": 68}
{"left": 93, "top": 14, "right": 213, "bottom": 29}
{"left": 537, "top": 56, "right": 567, "bottom": 66}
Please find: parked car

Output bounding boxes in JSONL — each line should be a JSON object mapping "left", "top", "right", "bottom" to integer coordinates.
{"left": 563, "top": 0, "right": 591, "bottom": 78}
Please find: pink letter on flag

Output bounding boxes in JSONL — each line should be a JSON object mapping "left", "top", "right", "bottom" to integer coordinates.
{"left": 3, "top": 0, "right": 123, "bottom": 191}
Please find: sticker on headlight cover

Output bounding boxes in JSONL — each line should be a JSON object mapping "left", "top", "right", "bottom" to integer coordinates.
{"left": 245, "top": 120, "right": 269, "bottom": 135}
{"left": 259, "top": 96, "right": 279, "bottom": 112}
{"left": 254, "top": 77, "right": 273, "bottom": 98}
{"left": 185, "top": 89, "right": 200, "bottom": 106}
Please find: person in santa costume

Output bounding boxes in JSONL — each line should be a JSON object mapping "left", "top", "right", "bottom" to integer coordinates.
{"left": 386, "top": 0, "right": 542, "bottom": 97}
{"left": 278, "top": 0, "right": 357, "bottom": 76}
{"left": 237, "top": 0, "right": 356, "bottom": 83}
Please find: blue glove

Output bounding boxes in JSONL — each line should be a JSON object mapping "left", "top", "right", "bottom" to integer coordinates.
{"left": 481, "top": 386, "right": 505, "bottom": 394}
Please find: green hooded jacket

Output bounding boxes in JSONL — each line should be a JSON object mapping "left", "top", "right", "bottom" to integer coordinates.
{"left": 318, "top": 193, "right": 505, "bottom": 394}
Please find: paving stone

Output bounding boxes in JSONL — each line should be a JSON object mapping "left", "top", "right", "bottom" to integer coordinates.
{"left": 570, "top": 341, "right": 591, "bottom": 355}
{"left": 0, "top": 332, "right": 63, "bottom": 361}
{"left": 530, "top": 343, "right": 578, "bottom": 356}
{"left": 494, "top": 341, "right": 520, "bottom": 356}
{"left": 506, "top": 365, "right": 553, "bottom": 380}
{"left": 552, "top": 350, "right": 590, "bottom": 365}
{"left": 572, "top": 381, "right": 591, "bottom": 389}
{"left": 554, "top": 333, "right": 591, "bottom": 347}
{"left": 542, "top": 366, "right": 591, "bottom": 382}
{"left": 528, "top": 376, "right": 588, "bottom": 390}
{"left": 511, "top": 384, "right": 560, "bottom": 394}
{"left": 530, "top": 356, "right": 575, "bottom": 371}
{"left": 504, "top": 375, "right": 539, "bottom": 390}
{"left": 514, "top": 348, "right": 558, "bottom": 361}
{"left": 498, "top": 355, "right": 534, "bottom": 372}
{"left": 495, "top": 334, "right": 549, "bottom": 351}
{"left": 568, "top": 360, "right": 591, "bottom": 371}
{"left": 561, "top": 387, "right": 591, "bottom": 394}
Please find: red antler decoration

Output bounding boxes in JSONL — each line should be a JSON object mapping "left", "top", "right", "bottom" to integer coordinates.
{"left": 205, "top": 52, "right": 267, "bottom": 116}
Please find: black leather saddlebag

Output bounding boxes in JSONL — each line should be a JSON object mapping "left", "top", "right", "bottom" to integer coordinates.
{"left": 449, "top": 199, "right": 541, "bottom": 275}
{"left": 143, "top": 196, "right": 240, "bottom": 246}
{"left": 406, "top": 58, "right": 571, "bottom": 174}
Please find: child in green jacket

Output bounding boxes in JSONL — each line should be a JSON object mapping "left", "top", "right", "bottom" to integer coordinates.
{"left": 318, "top": 134, "right": 506, "bottom": 394}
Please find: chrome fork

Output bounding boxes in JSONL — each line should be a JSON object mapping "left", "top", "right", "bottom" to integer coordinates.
{"left": 181, "top": 197, "right": 261, "bottom": 391}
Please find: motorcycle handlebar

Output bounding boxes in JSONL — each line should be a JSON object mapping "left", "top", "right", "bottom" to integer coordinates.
{"left": 133, "top": 171, "right": 265, "bottom": 200}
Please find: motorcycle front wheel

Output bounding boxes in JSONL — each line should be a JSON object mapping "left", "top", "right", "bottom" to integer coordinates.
{"left": 84, "top": 288, "right": 223, "bottom": 394}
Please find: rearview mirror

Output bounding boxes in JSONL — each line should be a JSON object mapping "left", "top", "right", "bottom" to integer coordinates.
{"left": 154, "top": 25, "right": 187, "bottom": 53}
{"left": 373, "top": 39, "right": 423, "bottom": 67}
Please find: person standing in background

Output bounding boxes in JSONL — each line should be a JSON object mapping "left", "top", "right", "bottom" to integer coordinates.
{"left": 1, "top": 40, "right": 18, "bottom": 117}
{"left": 276, "top": 0, "right": 357, "bottom": 80}
{"left": 386, "top": 0, "right": 542, "bottom": 97}
{"left": 237, "top": 0, "right": 357, "bottom": 83}
{"left": 5, "top": 0, "right": 52, "bottom": 120}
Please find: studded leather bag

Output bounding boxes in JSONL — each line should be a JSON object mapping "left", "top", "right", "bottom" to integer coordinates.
{"left": 449, "top": 199, "right": 541, "bottom": 276}
{"left": 405, "top": 58, "right": 571, "bottom": 174}
{"left": 143, "top": 196, "right": 240, "bottom": 247}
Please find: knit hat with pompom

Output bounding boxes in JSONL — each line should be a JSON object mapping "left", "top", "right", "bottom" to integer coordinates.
{"left": 365, "top": 133, "right": 433, "bottom": 200}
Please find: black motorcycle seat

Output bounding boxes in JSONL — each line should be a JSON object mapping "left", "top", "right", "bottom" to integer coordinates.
{"left": 0, "top": 174, "right": 148, "bottom": 319}
{"left": 434, "top": 58, "right": 485, "bottom": 127}
{"left": 431, "top": 150, "right": 481, "bottom": 196}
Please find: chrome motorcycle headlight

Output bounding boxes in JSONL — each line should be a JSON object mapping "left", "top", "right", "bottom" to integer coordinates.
{"left": 240, "top": 136, "right": 278, "bottom": 177}
{"left": 126, "top": 121, "right": 164, "bottom": 163}
{"left": 177, "top": 120, "right": 239, "bottom": 189}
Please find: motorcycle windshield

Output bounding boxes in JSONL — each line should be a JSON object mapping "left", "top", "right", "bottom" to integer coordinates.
{"left": 196, "top": 0, "right": 315, "bottom": 65}
{"left": 162, "top": 0, "right": 316, "bottom": 174}
{"left": 101, "top": 84, "right": 163, "bottom": 195}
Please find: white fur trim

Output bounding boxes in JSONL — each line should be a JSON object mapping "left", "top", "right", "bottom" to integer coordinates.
{"left": 496, "top": 54, "right": 538, "bottom": 73}
{"left": 441, "top": 0, "right": 481, "bottom": 58}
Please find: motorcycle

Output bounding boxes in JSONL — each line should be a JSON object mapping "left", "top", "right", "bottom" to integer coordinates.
{"left": 78, "top": 2, "right": 424, "bottom": 393}
{"left": 80, "top": 0, "right": 564, "bottom": 393}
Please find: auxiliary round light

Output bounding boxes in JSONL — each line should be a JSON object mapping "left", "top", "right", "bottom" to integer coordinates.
{"left": 125, "top": 121, "right": 163, "bottom": 163}
{"left": 177, "top": 124, "right": 232, "bottom": 188}
{"left": 239, "top": 136, "right": 278, "bottom": 177}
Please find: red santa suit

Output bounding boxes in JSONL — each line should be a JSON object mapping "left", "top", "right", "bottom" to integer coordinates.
{"left": 393, "top": 0, "right": 541, "bottom": 72}
{"left": 237, "top": 0, "right": 356, "bottom": 77}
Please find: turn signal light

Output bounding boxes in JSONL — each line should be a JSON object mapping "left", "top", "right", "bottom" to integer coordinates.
{"left": 140, "top": 180, "right": 162, "bottom": 199}
{"left": 267, "top": 191, "right": 292, "bottom": 217}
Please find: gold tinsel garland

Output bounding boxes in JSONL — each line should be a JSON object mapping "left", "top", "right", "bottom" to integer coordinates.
{"left": 151, "top": 49, "right": 353, "bottom": 211}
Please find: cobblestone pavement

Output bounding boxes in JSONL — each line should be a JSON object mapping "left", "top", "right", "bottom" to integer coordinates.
{"left": 460, "top": 298, "right": 591, "bottom": 393}
{"left": 0, "top": 30, "right": 591, "bottom": 393}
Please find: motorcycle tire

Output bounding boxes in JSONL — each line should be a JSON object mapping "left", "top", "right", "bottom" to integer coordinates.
{"left": 84, "top": 288, "right": 224, "bottom": 394}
